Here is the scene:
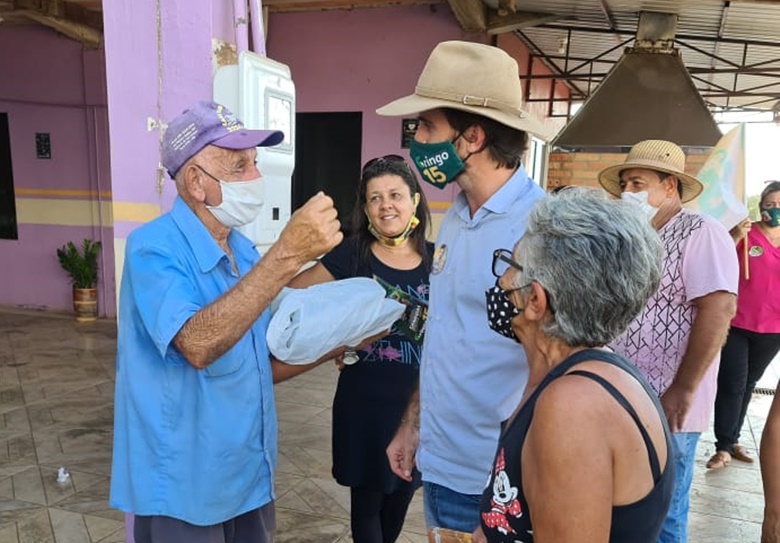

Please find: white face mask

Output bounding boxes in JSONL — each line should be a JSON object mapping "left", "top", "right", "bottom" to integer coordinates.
{"left": 621, "top": 191, "right": 657, "bottom": 221}
{"left": 206, "top": 177, "right": 265, "bottom": 228}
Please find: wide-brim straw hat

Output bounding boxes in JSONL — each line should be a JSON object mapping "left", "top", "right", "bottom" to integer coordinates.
{"left": 376, "top": 41, "right": 547, "bottom": 138}
{"left": 598, "top": 139, "right": 704, "bottom": 203}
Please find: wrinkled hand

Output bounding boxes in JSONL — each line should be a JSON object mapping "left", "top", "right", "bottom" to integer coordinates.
{"left": 472, "top": 526, "right": 487, "bottom": 543}
{"left": 660, "top": 383, "right": 694, "bottom": 432}
{"left": 278, "top": 192, "right": 342, "bottom": 266}
{"left": 386, "top": 420, "right": 419, "bottom": 482}
{"left": 730, "top": 219, "right": 751, "bottom": 243}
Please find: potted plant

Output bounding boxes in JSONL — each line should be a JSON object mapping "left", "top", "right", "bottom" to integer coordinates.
{"left": 56, "top": 239, "right": 102, "bottom": 322}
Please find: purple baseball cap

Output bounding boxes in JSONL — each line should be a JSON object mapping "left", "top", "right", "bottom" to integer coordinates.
{"left": 162, "top": 101, "right": 285, "bottom": 178}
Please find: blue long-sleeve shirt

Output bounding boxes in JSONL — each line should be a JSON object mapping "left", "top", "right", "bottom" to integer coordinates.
{"left": 110, "top": 197, "right": 276, "bottom": 525}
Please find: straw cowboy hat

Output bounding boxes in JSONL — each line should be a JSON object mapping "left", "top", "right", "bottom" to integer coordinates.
{"left": 376, "top": 41, "right": 546, "bottom": 138}
{"left": 598, "top": 139, "right": 704, "bottom": 203}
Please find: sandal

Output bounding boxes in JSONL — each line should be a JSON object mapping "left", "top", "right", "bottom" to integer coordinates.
{"left": 731, "top": 444, "right": 754, "bottom": 464}
{"left": 706, "top": 450, "right": 731, "bottom": 470}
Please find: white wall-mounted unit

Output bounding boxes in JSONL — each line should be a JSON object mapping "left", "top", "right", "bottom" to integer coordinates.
{"left": 214, "top": 51, "right": 296, "bottom": 255}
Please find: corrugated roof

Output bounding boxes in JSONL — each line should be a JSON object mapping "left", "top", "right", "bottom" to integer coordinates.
{"left": 512, "top": 0, "right": 780, "bottom": 114}
{"left": 724, "top": 3, "right": 780, "bottom": 42}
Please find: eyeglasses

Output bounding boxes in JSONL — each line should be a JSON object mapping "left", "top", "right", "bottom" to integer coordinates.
{"left": 492, "top": 248, "right": 556, "bottom": 314}
{"left": 362, "top": 154, "right": 409, "bottom": 175}
{"left": 492, "top": 248, "right": 523, "bottom": 279}
{"left": 194, "top": 164, "right": 223, "bottom": 184}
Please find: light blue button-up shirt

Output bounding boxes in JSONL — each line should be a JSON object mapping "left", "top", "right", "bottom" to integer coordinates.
{"left": 109, "top": 197, "right": 277, "bottom": 525}
{"left": 418, "top": 166, "right": 544, "bottom": 495}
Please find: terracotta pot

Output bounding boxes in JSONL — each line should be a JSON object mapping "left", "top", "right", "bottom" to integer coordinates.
{"left": 73, "top": 287, "right": 98, "bottom": 322}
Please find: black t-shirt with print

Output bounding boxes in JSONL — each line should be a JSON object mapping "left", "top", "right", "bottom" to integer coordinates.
{"left": 321, "top": 236, "right": 433, "bottom": 491}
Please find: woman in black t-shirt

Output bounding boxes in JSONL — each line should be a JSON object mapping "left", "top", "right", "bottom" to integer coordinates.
{"left": 290, "top": 155, "right": 433, "bottom": 543}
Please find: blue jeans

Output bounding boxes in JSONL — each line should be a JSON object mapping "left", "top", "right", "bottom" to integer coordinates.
{"left": 423, "top": 481, "right": 482, "bottom": 533}
{"left": 658, "top": 432, "right": 700, "bottom": 543}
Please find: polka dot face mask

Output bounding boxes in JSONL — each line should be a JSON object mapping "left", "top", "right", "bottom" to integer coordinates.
{"left": 485, "top": 280, "right": 523, "bottom": 344}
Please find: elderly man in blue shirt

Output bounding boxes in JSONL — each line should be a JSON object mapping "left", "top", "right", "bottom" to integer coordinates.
{"left": 109, "top": 101, "right": 343, "bottom": 543}
{"left": 379, "top": 41, "right": 546, "bottom": 534}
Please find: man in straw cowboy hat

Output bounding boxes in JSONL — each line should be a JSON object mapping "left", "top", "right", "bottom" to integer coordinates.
{"left": 598, "top": 139, "right": 738, "bottom": 543}
{"left": 379, "top": 40, "right": 546, "bottom": 533}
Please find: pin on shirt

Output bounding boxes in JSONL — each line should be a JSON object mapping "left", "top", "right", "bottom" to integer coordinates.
{"left": 432, "top": 244, "right": 448, "bottom": 275}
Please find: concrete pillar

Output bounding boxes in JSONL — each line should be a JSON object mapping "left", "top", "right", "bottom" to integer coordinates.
{"left": 103, "top": 0, "right": 240, "bottom": 300}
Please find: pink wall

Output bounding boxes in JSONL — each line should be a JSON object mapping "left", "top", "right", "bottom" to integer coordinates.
{"left": 103, "top": 0, "right": 237, "bottom": 209}
{"left": 267, "top": 5, "right": 486, "bottom": 204}
{"left": 0, "top": 25, "right": 115, "bottom": 316}
{"left": 104, "top": 0, "right": 222, "bottom": 225}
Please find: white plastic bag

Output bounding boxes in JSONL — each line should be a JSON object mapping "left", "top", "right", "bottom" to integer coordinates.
{"left": 267, "top": 277, "right": 405, "bottom": 365}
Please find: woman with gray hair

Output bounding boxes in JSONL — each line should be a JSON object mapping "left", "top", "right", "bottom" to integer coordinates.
{"left": 473, "top": 188, "right": 674, "bottom": 543}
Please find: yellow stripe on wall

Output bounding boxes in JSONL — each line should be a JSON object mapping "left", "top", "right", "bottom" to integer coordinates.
{"left": 114, "top": 237, "right": 126, "bottom": 311}
{"left": 112, "top": 202, "right": 161, "bottom": 223}
{"left": 16, "top": 198, "right": 114, "bottom": 227}
{"left": 16, "top": 188, "right": 113, "bottom": 198}
{"left": 429, "top": 211, "right": 446, "bottom": 241}
{"left": 15, "top": 198, "right": 161, "bottom": 227}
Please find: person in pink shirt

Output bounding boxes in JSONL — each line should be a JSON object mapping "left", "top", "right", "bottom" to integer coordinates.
{"left": 708, "top": 181, "right": 780, "bottom": 470}
{"left": 598, "top": 140, "right": 739, "bottom": 543}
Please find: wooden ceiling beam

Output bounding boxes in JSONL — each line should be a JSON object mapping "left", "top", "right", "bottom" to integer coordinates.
{"left": 13, "top": 0, "right": 102, "bottom": 47}
{"left": 262, "top": 0, "right": 441, "bottom": 12}
{"left": 437, "top": 0, "right": 560, "bottom": 35}
{"left": 41, "top": 0, "right": 64, "bottom": 17}
{"left": 15, "top": 9, "right": 102, "bottom": 46}
{"left": 19, "top": 0, "right": 102, "bottom": 28}
{"left": 445, "top": 0, "right": 485, "bottom": 32}
{"left": 487, "top": 11, "right": 562, "bottom": 35}
{"left": 64, "top": 2, "right": 102, "bottom": 29}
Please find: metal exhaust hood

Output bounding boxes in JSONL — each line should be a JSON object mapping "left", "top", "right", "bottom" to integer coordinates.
{"left": 552, "top": 12, "right": 721, "bottom": 148}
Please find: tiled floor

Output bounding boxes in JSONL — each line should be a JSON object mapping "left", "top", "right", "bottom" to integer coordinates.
{"left": 0, "top": 308, "right": 774, "bottom": 543}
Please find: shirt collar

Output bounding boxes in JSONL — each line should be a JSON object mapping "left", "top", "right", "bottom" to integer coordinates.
{"left": 170, "top": 197, "right": 254, "bottom": 273}
{"left": 454, "top": 166, "right": 536, "bottom": 223}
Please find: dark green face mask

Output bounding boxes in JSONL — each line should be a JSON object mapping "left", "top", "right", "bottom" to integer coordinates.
{"left": 408, "top": 139, "right": 465, "bottom": 189}
{"left": 762, "top": 207, "right": 780, "bottom": 227}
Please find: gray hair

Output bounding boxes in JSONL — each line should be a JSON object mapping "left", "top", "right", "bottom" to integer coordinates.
{"left": 510, "top": 187, "right": 662, "bottom": 347}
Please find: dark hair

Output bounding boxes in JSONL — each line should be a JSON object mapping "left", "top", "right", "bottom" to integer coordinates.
{"left": 657, "top": 171, "right": 685, "bottom": 199}
{"left": 441, "top": 109, "right": 529, "bottom": 169}
{"left": 350, "top": 156, "right": 432, "bottom": 273}
{"left": 761, "top": 181, "right": 780, "bottom": 207}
